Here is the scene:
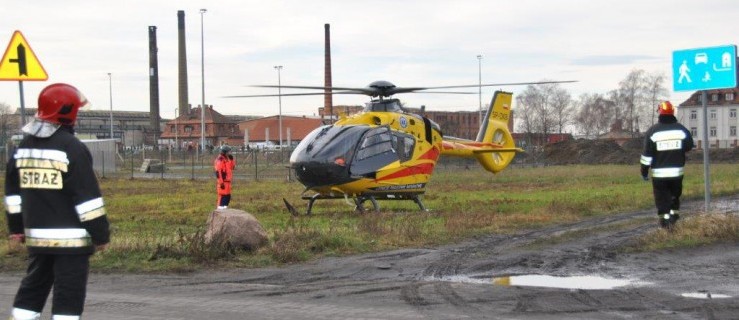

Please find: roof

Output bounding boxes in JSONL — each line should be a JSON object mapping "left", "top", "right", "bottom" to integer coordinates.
{"left": 175, "top": 105, "right": 233, "bottom": 125}
{"left": 239, "top": 115, "right": 323, "bottom": 141}
{"left": 679, "top": 87, "right": 739, "bottom": 107}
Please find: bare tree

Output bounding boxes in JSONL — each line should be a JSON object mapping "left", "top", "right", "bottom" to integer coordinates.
{"left": 551, "top": 86, "right": 572, "bottom": 134}
{"left": 641, "top": 72, "right": 669, "bottom": 129}
{"left": 515, "top": 82, "right": 572, "bottom": 145}
{"left": 0, "top": 102, "right": 14, "bottom": 147}
{"left": 615, "top": 69, "right": 647, "bottom": 134}
{"left": 574, "top": 93, "right": 616, "bottom": 138}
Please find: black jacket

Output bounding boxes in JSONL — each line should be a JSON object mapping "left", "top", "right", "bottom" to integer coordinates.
{"left": 640, "top": 115, "right": 694, "bottom": 179}
{"left": 5, "top": 126, "right": 110, "bottom": 254}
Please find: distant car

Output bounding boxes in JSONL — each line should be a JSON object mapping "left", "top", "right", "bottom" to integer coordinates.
{"left": 695, "top": 53, "right": 708, "bottom": 64}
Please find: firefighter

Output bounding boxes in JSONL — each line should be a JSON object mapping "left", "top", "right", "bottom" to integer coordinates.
{"left": 641, "top": 101, "right": 694, "bottom": 229}
{"left": 214, "top": 145, "right": 235, "bottom": 209}
{"left": 5, "top": 83, "right": 111, "bottom": 320}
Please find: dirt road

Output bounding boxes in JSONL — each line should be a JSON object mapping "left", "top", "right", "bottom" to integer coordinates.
{"left": 2, "top": 196, "right": 737, "bottom": 319}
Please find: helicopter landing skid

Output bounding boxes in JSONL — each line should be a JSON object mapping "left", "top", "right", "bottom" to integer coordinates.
{"left": 294, "top": 192, "right": 428, "bottom": 215}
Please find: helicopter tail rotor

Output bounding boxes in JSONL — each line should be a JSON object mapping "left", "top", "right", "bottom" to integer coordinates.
{"left": 473, "top": 91, "right": 520, "bottom": 173}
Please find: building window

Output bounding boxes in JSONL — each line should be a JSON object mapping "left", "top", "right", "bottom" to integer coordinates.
{"left": 730, "top": 109, "right": 737, "bottom": 118}
{"left": 727, "top": 93, "right": 735, "bottom": 101}
{"left": 710, "top": 126, "right": 717, "bottom": 137}
{"left": 710, "top": 110, "right": 717, "bottom": 119}
{"left": 170, "top": 125, "right": 176, "bottom": 133}
{"left": 184, "top": 126, "right": 193, "bottom": 133}
{"left": 712, "top": 94, "right": 719, "bottom": 101}
{"left": 690, "top": 110, "right": 697, "bottom": 119}
{"left": 731, "top": 126, "right": 737, "bottom": 137}
{"left": 690, "top": 127, "right": 697, "bottom": 137}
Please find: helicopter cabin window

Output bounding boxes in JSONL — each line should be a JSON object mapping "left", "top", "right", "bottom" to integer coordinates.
{"left": 356, "top": 127, "right": 395, "bottom": 161}
{"left": 392, "top": 132, "right": 415, "bottom": 162}
{"left": 350, "top": 126, "right": 400, "bottom": 176}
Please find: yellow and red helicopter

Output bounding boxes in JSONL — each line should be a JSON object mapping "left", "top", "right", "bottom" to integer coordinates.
{"left": 231, "top": 80, "right": 572, "bottom": 214}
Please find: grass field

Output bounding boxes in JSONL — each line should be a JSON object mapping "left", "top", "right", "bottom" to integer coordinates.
{"left": 1, "top": 163, "right": 737, "bottom": 272}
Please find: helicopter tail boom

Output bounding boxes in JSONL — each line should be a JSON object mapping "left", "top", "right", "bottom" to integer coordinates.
{"left": 441, "top": 91, "right": 521, "bottom": 173}
{"left": 475, "top": 91, "right": 519, "bottom": 173}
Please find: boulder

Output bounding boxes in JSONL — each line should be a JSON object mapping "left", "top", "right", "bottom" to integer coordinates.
{"left": 205, "top": 209, "right": 268, "bottom": 250}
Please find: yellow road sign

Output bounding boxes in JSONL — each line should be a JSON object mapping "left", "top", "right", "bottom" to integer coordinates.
{"left": 0, "top": 30, "right": 48, "bottom": 81}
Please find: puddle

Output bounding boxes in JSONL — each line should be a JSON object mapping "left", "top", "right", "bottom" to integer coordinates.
{"left": 433, "top": 274, "right": 646, "bottom": 290}
{"left": 681, "top": 292, "right": 732, "bottom": 299}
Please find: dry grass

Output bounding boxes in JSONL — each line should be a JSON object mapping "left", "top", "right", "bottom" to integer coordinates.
{"left": 633, "top": 213, "right": 739, "bottom": 251}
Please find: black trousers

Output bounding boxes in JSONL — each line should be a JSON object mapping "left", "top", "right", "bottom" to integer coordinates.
{"left": 13, "top": 253, "right": 90, "bottom": 316}
{"left": 651, "top": 177, "right": 683, "bottom": 215}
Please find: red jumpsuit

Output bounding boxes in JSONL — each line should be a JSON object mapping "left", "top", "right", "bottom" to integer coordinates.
{"left": 214, "top": 153, "right": 235, "bottom": 208}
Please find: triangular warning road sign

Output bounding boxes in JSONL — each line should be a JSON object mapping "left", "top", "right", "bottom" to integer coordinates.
{"left": 0, "top": 30, "right": 48, "bottom": 81}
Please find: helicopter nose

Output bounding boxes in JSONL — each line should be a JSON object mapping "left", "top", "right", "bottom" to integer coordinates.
{"left": 294, "top": 161, "right": 352, "bottom": 189}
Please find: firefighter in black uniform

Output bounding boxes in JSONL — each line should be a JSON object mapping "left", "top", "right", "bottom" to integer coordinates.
{"left": 5, "top": 83, "right": 110, "bottom": 320}
{"left": 641, "top": 101, "right": 694, "bottom": 229}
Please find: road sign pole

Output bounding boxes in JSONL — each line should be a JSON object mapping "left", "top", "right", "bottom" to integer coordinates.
{"left": 701, "top": 91, "right": 711, "bottom": 212}
{"left": 18, "top": 80, "right": 26, "bottom": 128}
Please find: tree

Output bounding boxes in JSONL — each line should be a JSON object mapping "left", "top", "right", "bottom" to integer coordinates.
{"left": 642, "top": 72, "right": 669, "bottom": 128}
{"left": 0, "top": 102, "right": 14, "bottom": 146}
{"left": 515, "top": 82, "right": 572, "bottom": 145}
{"left": 551, "top": 86, "right": 572, "bottom": 134}
{"left": 615, "top": 69, "right": 646, "bottom": 134}
{"left": 573, "top": 93, "right": 616, "bottom": 138}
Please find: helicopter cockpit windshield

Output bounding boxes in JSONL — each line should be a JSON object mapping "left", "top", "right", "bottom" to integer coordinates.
{"left": 364, "top": 99, "right": 404, "bottom": 113}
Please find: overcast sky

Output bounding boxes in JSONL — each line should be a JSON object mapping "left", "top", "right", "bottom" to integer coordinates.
{"left": 1, "top": 0, "right": 736, "bottom": 119}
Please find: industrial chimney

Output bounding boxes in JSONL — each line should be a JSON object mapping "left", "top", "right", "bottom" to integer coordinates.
{"left": 148, "top": 26, "right": 161, "bottom": 148}
{"left": 324, "top": 23, "right": 333, "bottom": 123}
{"left": 177, "top": 10, "right": 189, "bottom": 118}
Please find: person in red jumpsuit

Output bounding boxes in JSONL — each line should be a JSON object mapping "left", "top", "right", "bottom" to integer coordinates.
{"left": 214, "top": 145, "right": 235, "bottom": 209}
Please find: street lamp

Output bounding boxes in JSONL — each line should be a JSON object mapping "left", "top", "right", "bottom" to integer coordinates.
{"left": 274, "top": 65, "right": 283, "bottom": 149}
{"left": 107, "top": 72, "right": 114, "bottom": 140}
{"left": 174, "top": 108, "right": 178, "bottom": 150}
{"left": 199, "top": 8, "right": 207, "bottom": 152}
{"left": 477, "top": 55, "right": 482, "bottom": 126}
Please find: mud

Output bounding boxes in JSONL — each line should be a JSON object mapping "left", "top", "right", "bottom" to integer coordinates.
{"left": 1, "top": 196, "right": 738, "bottom": 319}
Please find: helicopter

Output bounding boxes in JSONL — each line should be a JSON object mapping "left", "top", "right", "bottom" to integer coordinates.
{"left": 229, "top": 80, "right": 574, "bottom": 215}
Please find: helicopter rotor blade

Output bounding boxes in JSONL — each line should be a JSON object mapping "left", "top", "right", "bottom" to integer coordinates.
{"left": 223, "top": 91, "right": 363, "bottom": 98}
{"left": 409, "top": 80, "right": 578, "bottom": 91}
{"left": 238, "top": 80, "right": 578, "bottom": 98}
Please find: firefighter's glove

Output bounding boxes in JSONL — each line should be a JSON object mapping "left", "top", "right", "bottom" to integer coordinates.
{"left": 642, "top": 175, "right": 649, "bottom": 181}
{"left": 220, "top": 183, "right": 225, "bottom": 190}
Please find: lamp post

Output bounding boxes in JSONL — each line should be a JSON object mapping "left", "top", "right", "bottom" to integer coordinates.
{"left": 274, "top": 65, "right": 283, "bottom": 149}
{"left": 107, "top": 72, "right": 113, "bottom": 140}
{"left": 199, "top": 8, "right": 207, "bottom": 152}
{"left": 477, "top": 54, "right": 483, "bottom": 126}
{"left": 174, "top": 107, "right": 178, "bottom": 150}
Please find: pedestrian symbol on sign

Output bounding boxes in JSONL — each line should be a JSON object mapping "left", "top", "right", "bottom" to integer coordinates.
{"left": 678, "top": 60, "right": 691, "bottom": 84}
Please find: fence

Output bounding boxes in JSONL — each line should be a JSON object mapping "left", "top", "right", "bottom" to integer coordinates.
{"left": 0, "top": 145, "right": 487, "bottom": 181}
{"left": 104, "top": 147, "right": 296, "bottom": 181}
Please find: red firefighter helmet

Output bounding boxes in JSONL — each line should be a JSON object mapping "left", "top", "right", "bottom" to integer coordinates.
{"left": 658, "top": 101, "right": 674, "bottom": 115}
{"left": 37, "top": 83, "right": 90, "bottom": 125}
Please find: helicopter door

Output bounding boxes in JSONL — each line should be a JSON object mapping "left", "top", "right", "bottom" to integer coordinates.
{"left": 350, "top": 126, "right": 400, "bottom": 177}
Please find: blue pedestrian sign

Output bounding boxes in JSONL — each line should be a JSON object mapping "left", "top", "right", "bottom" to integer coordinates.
{"left": 672, "top": 45, "right": 736, "bottom": 91}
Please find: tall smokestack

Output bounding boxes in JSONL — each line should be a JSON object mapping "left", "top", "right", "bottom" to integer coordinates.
{"left": 148, "top": 26, "right": 161, "bottom": 147}
{"left": 177, "top": 10, "right": 189, "bottom": 118}
{"left": 324, "top": 23, "right": 333, "bottom": 123}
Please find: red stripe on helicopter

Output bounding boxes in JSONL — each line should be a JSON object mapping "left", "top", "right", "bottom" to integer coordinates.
{"left": 376, "top": 148, "right": 438, "bottom": 181}
{"left": 377, "top": 163, "right": 436, "bottom": 182}
{"left": 418, "top": 146, "right": 441, "bottom": 161}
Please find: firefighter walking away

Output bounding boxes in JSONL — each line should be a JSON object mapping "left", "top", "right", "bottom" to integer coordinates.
{"left": 640, "top": 101, "right": 695, "bottom": 229}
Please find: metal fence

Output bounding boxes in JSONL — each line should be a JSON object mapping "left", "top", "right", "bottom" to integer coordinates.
{"left": 0, "top": 145, "right": 486, "bottom": 181}
{"left": 105, "top": 147, "right": 296, "bottom": 181}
